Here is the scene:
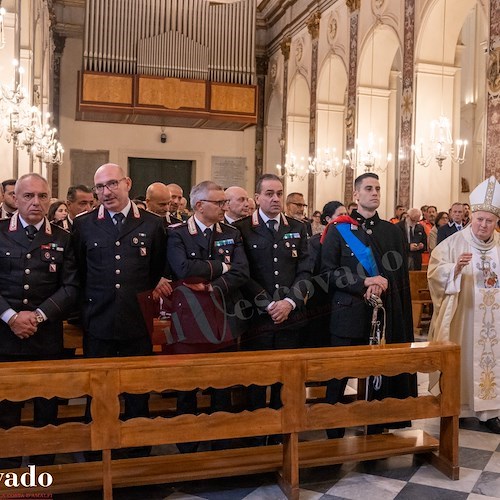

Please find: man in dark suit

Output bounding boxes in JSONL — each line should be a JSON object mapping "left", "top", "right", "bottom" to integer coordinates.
{"left": 320, "top": 172, "right": 416, "bottom": 438}
{"left": 397, "top": 208, "right": 427, "bottom": 270}
{"left": 437, "top": 202, "right": 464, "bottom": 244}
{"left": 0, "top": 173, "right": 79, "bottom": 467}
{"left": 72, "top": 163, "right": 171, "bottom": 457}
{"left": 167, "top": 183, "right": 189, "bottom": 221}
{"left": 66, "top": 184, "right": 94, "bottom": 228}
{"left": 234, "top": 174, "right": 310, "bottom": 429}
{"left": 167, "top": 181, "right": 249, "bottom": 452}
{"left": 0, "top": 179, "right": 17, "bottom": 219}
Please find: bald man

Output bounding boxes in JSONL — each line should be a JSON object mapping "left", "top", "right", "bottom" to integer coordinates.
{"left": 146, "top": 182, "right": 181, "bottom": 226}
{"left": 167, "top": 183, "right": 188, "bottom": 221}
{"left": 223, "top": 186, "right": 250, "bottom": 224}
{"left": 73, "top": 164, "right": 171, "bottom": 457}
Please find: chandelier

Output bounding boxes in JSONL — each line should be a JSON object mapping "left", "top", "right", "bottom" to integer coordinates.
{"left": 411, "top": 0, "right": 467, "bottom": 170}
{"left": 277, "top": 57, "right": 345, "bottom": 181}
{"left": 344, "top": 133, "right": 392, "bottom": 173}
{"left": 0, "top": 58, "right": 64, "bottom": 166}
{"left": 343, "top": 21, "right": 392, "bottom": 174}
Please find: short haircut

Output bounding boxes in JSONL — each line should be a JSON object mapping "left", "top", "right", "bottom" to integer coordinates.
{"left": 67, "top": 184, "right": 92, "bottom": 202}
{"left": 420, "top": 205, "right": 428, "bottom": 212}
{"left": 354, "top": 173, "right": 378, "bottom": 191}
{"left": 348, "top": 202, "right": 358, "bottom": 209}
{"left": 286, "top": 192, "right": 304, "bottom": 203}
{"left": 427, "top": 205, "right": 437, "bottom": 211}
{"left": 395, "top": 204, "right": 404, "bottom": 210}
{"left": 255, "top": 174, "right": 281, "bottom": 194}
{"left": 190, "top": 180, "right": 223, "bottom": 207}
{"left": 2, "top": 179, "right": 17, "bottom": 191}
{"left": 450, "top": 202, "right": 463, "bottom": 209}
{"left": 15, "top": 173, "right": 49, "bottom": 194}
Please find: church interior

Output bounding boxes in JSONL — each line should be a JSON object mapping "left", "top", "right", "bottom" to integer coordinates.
{"left": 0, "top": 0, "right": 499, "bottom": 498}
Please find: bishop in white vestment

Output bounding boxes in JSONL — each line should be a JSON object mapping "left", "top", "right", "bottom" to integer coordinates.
{"left": 428, "top": 176, "right": 500, "bottom": 433}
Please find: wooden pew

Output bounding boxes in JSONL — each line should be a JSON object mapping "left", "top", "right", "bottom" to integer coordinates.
{"left": 0, "top": 341, "right": 460, "bottom": 499}
{"left": 409, "top": 270, "right": 433, "bottom": 333}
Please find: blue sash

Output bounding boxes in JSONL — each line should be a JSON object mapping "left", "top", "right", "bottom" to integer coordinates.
{"left": 336, "top": 223, "right": 379, "bottom": 277}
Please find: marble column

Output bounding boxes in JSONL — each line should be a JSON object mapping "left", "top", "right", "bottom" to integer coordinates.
{"left": 255, "top": 55, "right": 268, "bottom": 180}
{"left": 50, "top": 32, "right": 66, "bottom": 197}
{"left": 485, "top": 0, "right": 500, "bottom": 178}
{"left": 344, "top": 0, "right": 360, "bottom": 204}
{"left": 279, "top": 37, "right": 291, "bottom": 173}
{"left": 307, "top": 11, "right": 321, "bottom": 216}
{"left": 398, "top": 0, "right": 415, "bottom": 208}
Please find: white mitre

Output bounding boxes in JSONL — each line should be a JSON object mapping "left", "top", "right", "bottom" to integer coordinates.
{"left": 469, "top": 176, "right": 500, "bottom": 218}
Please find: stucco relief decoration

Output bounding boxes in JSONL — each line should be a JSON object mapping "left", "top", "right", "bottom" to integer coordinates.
{"left": 401, "top": 87, "right": 413, "bottom": 122}
{"left": 281, "top": 37, "right": 292, "bottom": 61}
{"left": 346, "top": 0, "right": 360, "bottom": 13}
{"left": 487, "top": 47, "right": 500, "bottom": 96}
{"left": 327, "top": 14, "right": 338, "bottom": 47}
{"left": 345, "top": 105, "right": 355, "bottom": 135}
{"left": 295, "top": 39, "right": 304, "bottom": 64}
{"left": 270, "top": 60, "right": 278, "bottom": 87}
{"left": 372, "top": 0, "right": 385, "bottom": 14}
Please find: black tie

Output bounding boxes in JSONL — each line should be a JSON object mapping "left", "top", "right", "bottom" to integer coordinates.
{"left": 26, "top": 225, "right": 38, "bottom": 240}
{"left": 267, "top": 219, "right": 277, "bottom": 233}
{"left": 204, "top": 228, "right": 212, "bottom": 239}
{"left": 113, "top": 213, "right": 125, "bottom": 234}
{"left": 6, "top": 212, "right": 13, "bottom": 218}
{"left": 410, "top": 226, "right": 415, "bottom": 242}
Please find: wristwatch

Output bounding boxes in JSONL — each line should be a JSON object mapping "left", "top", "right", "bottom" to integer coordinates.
{"left": 34, "top": 310, "right": 45, "bottom": 323}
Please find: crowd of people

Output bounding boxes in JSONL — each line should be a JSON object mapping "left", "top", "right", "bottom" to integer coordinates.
{"left": 0, "top": 165, "right": 499, "bottom": 467}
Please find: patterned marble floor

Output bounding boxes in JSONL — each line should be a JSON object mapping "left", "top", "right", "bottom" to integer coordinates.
{"left": 54, "top": 372, "right": 500, "bottom": 500}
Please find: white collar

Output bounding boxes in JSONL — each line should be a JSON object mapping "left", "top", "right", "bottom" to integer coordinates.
{"left": 18, "top": 215, "right": 44, "bottom": 230}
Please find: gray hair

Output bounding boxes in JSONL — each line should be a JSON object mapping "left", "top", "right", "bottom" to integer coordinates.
{"left": 190, "top": 181, "right": 223, "bottom": 208}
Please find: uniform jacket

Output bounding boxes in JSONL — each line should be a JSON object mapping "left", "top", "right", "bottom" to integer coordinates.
{"left": 166, "top": 217, "right": 249, "bottom": 352}
{"left": 234, "top": 211, "right": 311, "bottom": 312}
{"left": 72, "top": 203, "right": 166, "bottom": 340}
{"left": 0, "top": 216, "right": 79, "bottom": 356}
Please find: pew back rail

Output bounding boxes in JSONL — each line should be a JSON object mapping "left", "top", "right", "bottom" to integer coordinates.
{"left": 0, "top": 341, "right": 460, "bottom": 499}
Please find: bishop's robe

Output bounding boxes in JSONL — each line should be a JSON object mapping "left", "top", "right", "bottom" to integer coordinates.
{"left": 428, "top": 226, "right": 500, "bottom": 420}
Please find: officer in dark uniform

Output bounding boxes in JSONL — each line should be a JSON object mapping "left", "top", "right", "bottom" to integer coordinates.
{"left": 145, "top": 182, "right": 182, "bottom": 228}
{"left": 234, "top": 174, "right": 310, "bottom": 426}
{"left": 0, "top": 173, "right": 79, "bottom": 467}
{"left": 72, "top": 164, "right": 171, "bottom": 456}
{"left": 166, "top": 181, "right": 249, "bottom": 452}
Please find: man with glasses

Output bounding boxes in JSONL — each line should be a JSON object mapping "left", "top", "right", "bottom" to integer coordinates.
{"left": 166, "top": 181, "right": 249, "bottom": 452}
{"left": 285, "top": 192, "right": 312, "bottom": 236}
{"left": 72, "top": 163, "right": 171, "bottom": 458}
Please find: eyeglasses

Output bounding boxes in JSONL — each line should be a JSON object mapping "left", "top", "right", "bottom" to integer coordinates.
{"left": 290, "top": 202, "right": 308, "bottom": 208}
{"left": 93, "top": 178, "right": 126, "bottom": 193}
{"left": 201, "top": 199, "right": 228, "bottom": 208}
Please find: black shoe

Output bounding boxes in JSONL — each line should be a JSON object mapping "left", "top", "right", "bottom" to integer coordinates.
{"left": 483, "top": 417, "right": 500, "bottom": 434}
{"left": 326, "top": 428, "right": 345, "bottom": 439}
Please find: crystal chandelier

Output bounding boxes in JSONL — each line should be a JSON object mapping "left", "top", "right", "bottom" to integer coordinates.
{"left": 411, "top": 0, "right": 467, "bottom": 170}
{"left": 344, "top": 133, "right": 392, "bottom": 173}
{"left": 0, "top": 60, "right": 64, "bottom": 166}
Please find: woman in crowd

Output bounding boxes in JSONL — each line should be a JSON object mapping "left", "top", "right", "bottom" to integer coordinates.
{"left": 48, "top": 200, "right": 70, "bottom": 230}
{"left": 428, "top": 211, "right": 449, "bottom": 253}
{"left": 311, "top": 210, "right": 325, "bottom": 235}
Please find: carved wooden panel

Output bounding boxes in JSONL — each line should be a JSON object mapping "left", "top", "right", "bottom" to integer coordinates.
{"left": 137, "top": 77, "right": 207, "bottom": 110}
{"left": 210, "top": 84, "right": 256, "bottom": 114}
{"left": 82, "top": 74, "right": 133, "bottom": 104}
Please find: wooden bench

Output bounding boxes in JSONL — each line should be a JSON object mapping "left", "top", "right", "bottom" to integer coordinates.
{"left": 0, "top": 341, "right": 460, "bottom": 499}
{"left": 409, "top": 270, "right": 433, "bottom": 333}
